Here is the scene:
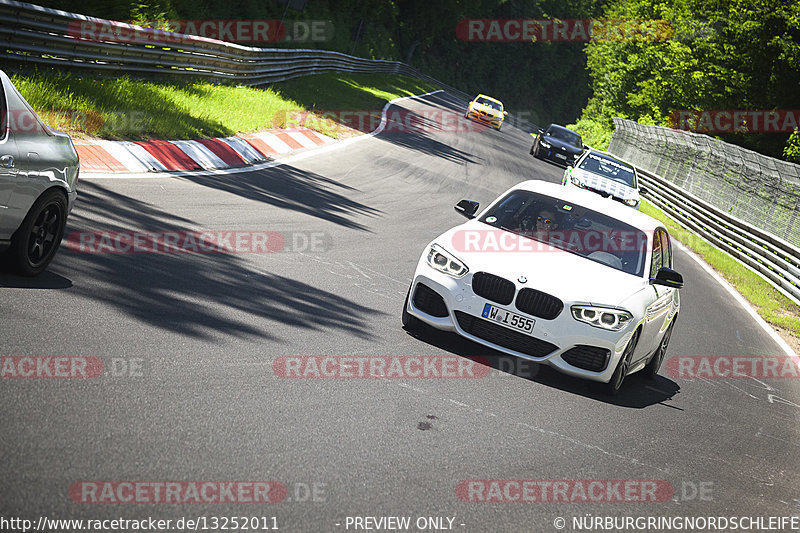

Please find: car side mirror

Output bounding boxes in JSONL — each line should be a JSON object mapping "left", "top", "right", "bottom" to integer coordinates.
{"left": 650, "top": 267, "right": 683, "bottom": 289}
{"left": 639, "top": 186, "right": 649, "bottom": 196}
{"left": 538, "top": 128, "right": 544, "bottom": 135}
{"left": 503, "top": 111, "right": 508, "bottom": 115}
{"left": 454, "top": 199, "right": 480, "bottom": 219}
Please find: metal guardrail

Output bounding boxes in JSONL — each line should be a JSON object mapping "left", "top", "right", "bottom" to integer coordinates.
{"left": 602, "top": 135, "right": 800, "bottom": 305}
{"left": 0, "top": 0, "right": 475, "bottom": 100}
{"left": 637, "top": 169, "right": 800, "bottom": 305}
{"left": 609, "top": 118, "right": 800, "bottom": 248}
{"left": 0, "top": 1, "right": 545, "bottom": 132}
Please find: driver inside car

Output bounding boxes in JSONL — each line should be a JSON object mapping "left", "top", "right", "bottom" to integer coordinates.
{"left": 536, "top": 209, "right": 559, "bottom": 231}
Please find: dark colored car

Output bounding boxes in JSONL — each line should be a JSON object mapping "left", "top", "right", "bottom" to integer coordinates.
{"left": 530, "top": 124, "right": 584, "bottom": 166}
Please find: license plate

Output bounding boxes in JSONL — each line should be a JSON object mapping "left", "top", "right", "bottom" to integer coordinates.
{"left": 481, "top": 304, "right": 535, "bottom": 335}
{"left": 555, "top": 153, "right": 566, "bottom": 159}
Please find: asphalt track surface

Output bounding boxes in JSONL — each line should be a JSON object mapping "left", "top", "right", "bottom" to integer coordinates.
{"left": 2, "top": 91, "right": 799, "bottom": 532}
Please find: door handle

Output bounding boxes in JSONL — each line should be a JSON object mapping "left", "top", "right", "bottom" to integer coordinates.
{"left": 0, "top": 155, "right": 14, "bottom": 168}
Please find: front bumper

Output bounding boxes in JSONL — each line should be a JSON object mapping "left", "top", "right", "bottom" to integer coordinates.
{"left": 563, "top": 179, "right": 640, "bottom": 209}
{"left": 467, "top": 109, "right": 503, "bottom": 128}
{"left": 536, "top": 144, "right": 579, "bottom": 166}
{"left": 406, "top": 259, "right": 635, "bottom": 383}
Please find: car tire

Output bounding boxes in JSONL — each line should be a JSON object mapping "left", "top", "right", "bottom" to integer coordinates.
{"left": 606, "top": 328, "right": 640, "bottom": 396}
{"left": 8, "top": 188, "right": 68, "bottom": 276}
{"left": 644, "top": 321, "right": 674, "bottom": 379}
{"left": 402, "top": 286, "right": 423, "bottom": 333}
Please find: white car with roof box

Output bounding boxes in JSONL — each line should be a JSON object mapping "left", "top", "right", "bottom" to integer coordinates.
{"left": 403, "top": 180, "right": 682, "bottom": 394}
{"left": 563, "top": 150, "right": 644, "bottom": 209}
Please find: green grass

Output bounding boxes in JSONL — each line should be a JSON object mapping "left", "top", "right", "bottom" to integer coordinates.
{"left": 640, "top": 200, "right": 800, "bottom": 338}
{"left": 10, "top": 72, "right": 440, "bottom": 140}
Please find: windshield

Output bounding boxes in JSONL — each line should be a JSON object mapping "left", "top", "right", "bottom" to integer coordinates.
{"left": 479, "top": 189, "right": 648, "bottom": 276}
{"left": 547, "top": 126, "right": 582, "bottom": 148}
{"left": 578, "top": 152, "right": 636, "bottom": 187}
{"left": 475, "top": 97, "right": 502, "bottom": 111}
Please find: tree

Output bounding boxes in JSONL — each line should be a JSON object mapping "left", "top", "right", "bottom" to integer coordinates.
{"left": 577, "top": 0, "right": 800, "bottom": 159}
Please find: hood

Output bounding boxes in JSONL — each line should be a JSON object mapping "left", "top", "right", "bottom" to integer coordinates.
{"left": 570, "top": 168, "right": 639, "bottom": 202}
{"left": 435, "top": 220, "right": 648, "bottom": 308}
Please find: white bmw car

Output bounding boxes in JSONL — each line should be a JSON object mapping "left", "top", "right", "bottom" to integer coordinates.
{"left": 563, "top": 150, "right": 643, "bottom": 209}
{"left": 403, "top": 180, "right": 682, "bottom": 394}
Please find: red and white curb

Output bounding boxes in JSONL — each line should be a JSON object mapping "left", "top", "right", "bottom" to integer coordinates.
{"left": 78, "top": 89, "right": 444, "bottom": 179}
{"left": 74, "top": 127, "right": 335, "bottom": 174}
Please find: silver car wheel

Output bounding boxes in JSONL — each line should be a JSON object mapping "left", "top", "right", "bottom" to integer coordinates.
{"left": 10, "top": 189, "right": 67, "bottom": 276}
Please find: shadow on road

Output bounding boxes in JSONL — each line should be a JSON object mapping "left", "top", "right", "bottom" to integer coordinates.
{"left": 0, "top": 268, "right": 73, "bottom": 289}
{"left": 376, "top": 92, "right": 484, "bottom": 166}
{"left": 12, "top": 181, "right": 386, "bottom": 341}
{"left": 70, "top": 181, "right": 195, "bottom": 230}
{"left": 185, "top": 164, "right": 381, "bottom": 232}
{"left": 378, "top": 129, "right": 481, "bottom": 166}
{"left": 405, "top": 325, "right": 680, "bottom": 408}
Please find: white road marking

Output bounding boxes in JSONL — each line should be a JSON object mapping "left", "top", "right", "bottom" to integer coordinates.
{"left": 767, "top": 394, "right": 800, "bottom": 409}
{"left": 747, "top": 376, "right": 776, "bottom": 392}
{"left": 674, "top": 241, "right": 798, "bottom": 360}
{"left": 723, "top": 381, "right": 759, "bottom": 400}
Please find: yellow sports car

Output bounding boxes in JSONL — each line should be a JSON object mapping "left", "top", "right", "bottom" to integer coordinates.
{"left": 465, "top": 94, "right": 507, "bottom": 130}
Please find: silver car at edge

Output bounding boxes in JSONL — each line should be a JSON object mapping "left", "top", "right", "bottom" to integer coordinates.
{"left": 0, "top": 70, "right": 79, "bottom": 276}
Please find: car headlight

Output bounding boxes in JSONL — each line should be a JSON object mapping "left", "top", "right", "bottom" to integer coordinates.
{"left": 570, "top": 175, "right": 587, "bottom": 188}
{"left": 624, "top": 198, "right": 639, "bottom": 207}
{"left": 540, "top": 140, "right": 551, "bottom": 148}
{"left": 427, "top": 244, "right": 468, "bottom": 278}
{"left": 571, "top": 305, "right": 633, "bottom": 331}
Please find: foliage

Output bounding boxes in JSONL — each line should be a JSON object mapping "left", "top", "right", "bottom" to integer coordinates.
{"left": 784, "top": 129, "right": 800, "bottom": 163}
{"left": 30, "top": 0, "right": 606, "bottom": 128}
{"left": 577, "top": 0, "right": 800, "bottom": 160}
